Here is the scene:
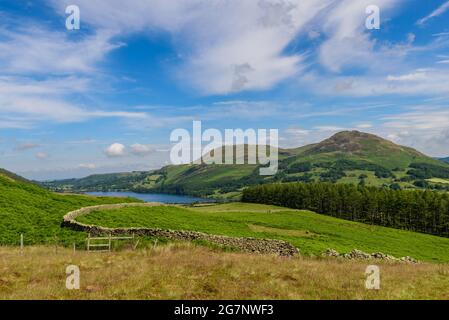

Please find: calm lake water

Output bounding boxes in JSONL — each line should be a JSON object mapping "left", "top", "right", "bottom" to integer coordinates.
{"left": 86, "top": 191, "right": 211, "bottom": 204}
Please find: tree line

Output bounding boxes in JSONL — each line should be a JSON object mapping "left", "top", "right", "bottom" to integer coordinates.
{"left": 242, "top": 182, "right": 449, "bottom": 237}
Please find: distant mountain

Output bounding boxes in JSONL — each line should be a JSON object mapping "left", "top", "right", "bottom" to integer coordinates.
{"left": 40, "top": 171, "right": 150, "bottom": 193}
{"left": 41, "top": 131, "right": 449, "bottom": 198}
{"left": 438, "top": 157, "right": 449, "bottom": 164}
{"left": 301, "top": 131, "right": 429, "bottom": 169}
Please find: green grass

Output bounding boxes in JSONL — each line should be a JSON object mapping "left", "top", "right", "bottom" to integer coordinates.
{"left": 0, "top": 173, "right": 140, "bottom": 246}
{"left": 427, "top": 178, "right": 449, "bottom": 185}
{"left": 76, "top": 202, "right": 449, "bottom": 263}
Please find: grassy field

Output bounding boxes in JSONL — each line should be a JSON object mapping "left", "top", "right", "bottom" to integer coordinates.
{"left": 0, "top": 172, "right": 140, "bottom": 246}
{"left": 1, "top": 245, "right": 448, "bottom": 300}
{"left": 76, "top": 202, "right": 449, "bottom": 263}
{"left": 427, "top": 178, "right": 449, "bottom": 185}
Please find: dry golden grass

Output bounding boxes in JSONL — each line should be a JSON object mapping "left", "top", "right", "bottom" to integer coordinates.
{"left": 1, "top": 244, "right": 449, "bottom": 300}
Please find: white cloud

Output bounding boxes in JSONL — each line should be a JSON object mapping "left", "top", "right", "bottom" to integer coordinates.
{"left": 0, "top": 19, "right": 139, "bottom": 129}
{"left": 383, "top": 108, "right": 449, "bottom": 131}
{"left": 130, "top": 143, "right": 153, "bottom": 156}
{"left": 356, "top": 123, "right": 373, "bottom": 129}
{"left": 308, "top": 30, "right": 321, "bottom": 39}
{"left": 4, "top": 0, "right": 441, "bottom": 101}
{"left": 0, "top": 26, "right": 120, "bottom": 74}
{"left": 0, "top": 95, "right": 146, "bottom": 123}
{"left": 417, "top": 1, "right": 449, "bottom": 25}
{"left": 318, "top": 0, "right": 398, "bottom": 73}
{"left": 284, "top": 127, "right": 310, "bottom": 136}
{"left": 280, "top": 125, "right": 353, "bottom": 149}
{"left": 376, "top": 107, "right": 449, "bottom": 156}
{"left": 66, "top": 139, "right": 97, "bottom": 145}
{"left": 49, "top": 0, "right": 333, "bottom": 94}
{"left": 301, "top": 68, "right": 449, "bottom": 97}
{"left": 279, "top": 127, "right": 311, "bottom": 148}
{"left": 105, "top": 143, "right": 126, "bottom": 157}
{"left": 314, "top": 125, "right": 348, "bottom": 132}
{"left": 0, "top": 76, "right": 90, "bottom": 95}
{"left": 15, "top": 142, "right": 39, "bottom": 151}
{"left": 0, "top": 77, "right": 148, "bottom": 128}
{"left": 387, "top": 72, "right": 428, "bottom": 82}
{"left": 20, "top": 0, "right": 432, "bottom": 99}
{"left": 35, "top": 152, "right": 48, "bottom": 160}
{"left": 78, "top": 163, "right": 96, "bottom": 169}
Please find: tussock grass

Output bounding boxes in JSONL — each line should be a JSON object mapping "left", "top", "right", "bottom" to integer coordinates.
{"left": 1, "top": 245, "right": 448, "bottom": 300}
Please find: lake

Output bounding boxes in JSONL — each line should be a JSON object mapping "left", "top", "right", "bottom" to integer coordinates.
{"left": 86, "top": 191, "right": 212, "bottom": 204}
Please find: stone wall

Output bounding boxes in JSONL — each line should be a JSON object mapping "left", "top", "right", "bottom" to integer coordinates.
{"left": 324, "top": 248, "right": 419, "bottom": 263}
{"left": 62, "top": 203, "right": 299, "bottom": 257}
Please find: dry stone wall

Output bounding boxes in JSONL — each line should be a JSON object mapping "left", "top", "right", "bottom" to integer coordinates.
{"left": 62, "top": 203, "right": 299, "bottom": 257}
{"left": 324, "top": 248, "right": 419, "bottom": 263}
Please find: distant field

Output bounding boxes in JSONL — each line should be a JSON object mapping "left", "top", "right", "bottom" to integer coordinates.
{"left": 427, "top": 178, "right": 449, "bottom": 185}
{"left": 2, "top": 245, "right": 449, "bottom": 300}
{"left": 76, "top": 202, "right": 449, "bottom": 263}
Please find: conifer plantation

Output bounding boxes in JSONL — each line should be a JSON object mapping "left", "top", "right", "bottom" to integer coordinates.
{"left": 243, "top": 183, "right": 449, "bottom": 237}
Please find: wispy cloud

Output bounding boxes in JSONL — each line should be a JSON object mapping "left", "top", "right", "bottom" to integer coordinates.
{"left": 78, "top": 163, "right": 96, "bottom": 170}
{"left": 301, "top": 68, "right": 449, "bottom": 97}
{"left": 15, "top": 142, "right": 39, "bottom": 151}
{"left": 417, "top": 1, "right": 449, "bottom": 25}
{"left": 379, "top": 106, "right": 449, "bottom": 156}
{"left": 0, "top": 76, "right": 148, "bottom": 128}
{"left": 49, "top": 0, "right": 335, "bottom": 94}
{"left": 0, "top": 18, "right": 141, "bottom": 129}
{"left": 130, "top": 143, "right": 153, "bottom": 156}
{"left": 0, "top": 26, "right": 120, "bottom": 74}
{"left": 383, "top": 107, "right": 449, "bottom": 131}
{"left": 35, "top": 152, "right": 49, "bottom": 160}
{"left": 0, "top": 94, "right": 148, "bottom": 128}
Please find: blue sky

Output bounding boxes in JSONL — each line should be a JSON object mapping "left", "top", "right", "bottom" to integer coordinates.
{"left": 0, "top": 0, "right": 449, "bottom": 180}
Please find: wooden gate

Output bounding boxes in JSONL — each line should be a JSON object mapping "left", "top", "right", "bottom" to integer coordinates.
{"left": 86, "top": 233, "right": 135, "bottom": 252}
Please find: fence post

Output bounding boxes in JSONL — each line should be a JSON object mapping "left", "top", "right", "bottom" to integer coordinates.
{"left": 108, "top": 233, "right": 112, "bottom": 252}
{"left": 87, "top": 233, "right": 91, "bottom": 252}
{"left": 73, "top": 242, "right": 76, "bottom": 254}
{"left": 153, "top": 239, "right": 158, "bottom": 249}
{"left": 20, "top": 234, "right": 23, "bottom": 253}
{"left": 54, "top": 235, "right": 58, "bottom": 254}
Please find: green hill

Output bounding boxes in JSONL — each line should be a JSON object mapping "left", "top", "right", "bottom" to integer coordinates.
{"left": 298, "top": 130, "right": 432, "bottom": 169}
{"left": 5, "top": 167, "right": 449, "bottom": 262}
{"left": 41, "top": 131, "right": 449, "bottom": 197}
{"left": 0, "top": 169, "right": 139, "bottom": 246}
{"left": 75, "top": 202, "right": 449, "bottom": 262}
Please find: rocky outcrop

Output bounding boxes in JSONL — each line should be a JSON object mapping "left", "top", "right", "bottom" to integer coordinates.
{"left": 62, "top": 203, "right": 299, "bottom": 257}
{"left": 323, "top": 248, "right": 419, "bottom": 263}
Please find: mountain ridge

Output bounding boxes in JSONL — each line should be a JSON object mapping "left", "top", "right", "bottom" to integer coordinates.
{"left": 39, "top": 131, "right": 449, "bottom": 198}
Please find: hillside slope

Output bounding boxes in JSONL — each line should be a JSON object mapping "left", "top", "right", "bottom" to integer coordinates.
{"left": 0, "top": 169, "right": 139, "bottom": 245}
{"left": 41, "top": 131, "right": 449, "bottom": 197}
{"left": 76, "top": 202, "right": 449, "bottom": 262}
